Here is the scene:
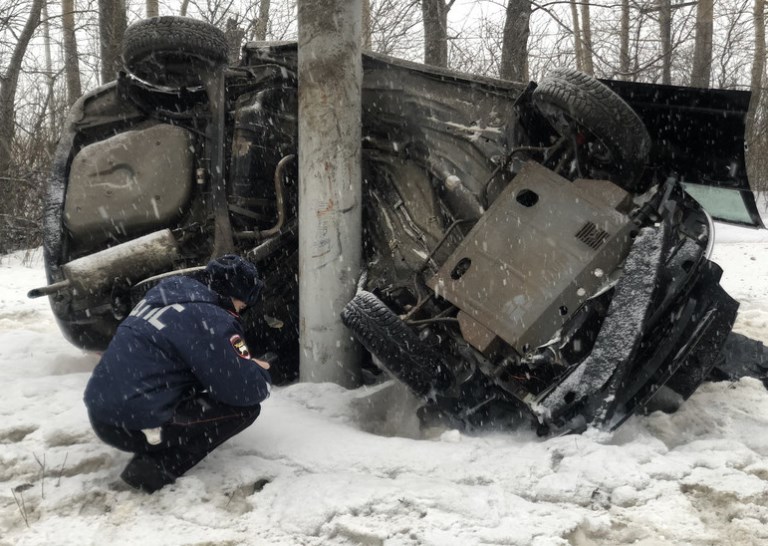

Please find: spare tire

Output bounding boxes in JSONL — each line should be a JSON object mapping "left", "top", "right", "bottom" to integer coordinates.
{"left": 533, "top": 68, "right": 651, "bottom": 193}
{"left": 341, "top": 291, "right": 454, "bottom": 398}
{"left": 123, "top": 16, "right": 228, "bottom": 87}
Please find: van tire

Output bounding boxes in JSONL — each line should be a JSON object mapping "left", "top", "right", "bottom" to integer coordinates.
{"left": 533, "top": 68, "right": 651, "bottom": 192}
{"left": 341, "top": 291, "right": 453, "bottom": 397}
{"left": 123, "top": 16, "right": 228, "bottom": 87}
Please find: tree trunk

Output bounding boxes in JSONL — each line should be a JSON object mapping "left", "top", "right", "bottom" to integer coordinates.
{"left": 421, "top": 0, "right": 449, "bottom": 67}
{"left": 570, "top": 0, "right": 584, "bottom": 71}
{"left": 620, "top": 0, "right": 630, "bottom": 79}
{"left": 362, "top": 0, "right": 372, "bottom": 49}
{"left": 225, "top": 18, "right": 246, "bottom": 64}
{"left": 690, "top": 0, "right": 713, "bottom": 88}
{"left": 99, "top": 0, "right": 127, "bottom": 84}
{"left": 146, "top": 0, "right": 159, "bottom": 18}
{"left": 42, "top": 1, "right": 56, "bottom": 132}
{"left": 255, "top": 0, "right": 271, "bottom": 40}
{"left": 580, "top": 0, "right": 594, "bottom": 74}
{"left": 750, "top": 0, "right": 766, "bottom": 98}
{"left": 0, "top": 0, "right": 44, "bottom": 175}
{"left": 180, "top": 0, "right": 190, "bottom": 16}
{"left": 500, "top": 0, "right": 531, "bottom": 81}
{"left": 62, "top": 0, "right": 82, "bottom": 106}
{"left": 659, "top": 0, "right": 672, "bottom": 84}
{"left": 747, "top": 0, "right": 766, "bottom": 192}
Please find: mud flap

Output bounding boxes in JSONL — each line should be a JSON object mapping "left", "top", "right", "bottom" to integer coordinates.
{"left": 661, "top": 267, "right": 740, "bottom": 399}
{"left": 710, "top": 332, "right": 768, "bottom": 388}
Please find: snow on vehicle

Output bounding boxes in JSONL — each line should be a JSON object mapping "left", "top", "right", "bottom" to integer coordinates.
{"left": 30, "top": 17, "right": 766, "bottom": 434}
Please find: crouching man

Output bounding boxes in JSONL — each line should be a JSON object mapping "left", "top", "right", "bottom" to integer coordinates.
{"left": 84, "top": 254, "right": 272, "bottom": 493}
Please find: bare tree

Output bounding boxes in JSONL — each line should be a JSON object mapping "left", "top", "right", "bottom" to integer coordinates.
{"left": 500, "top": 0, "right": 531, "bottom": 81}
{"left": 421, "top": 0, "right": 453, "bottom": 67}
{"left": 0, "top": 0, "right": 47, "bottom": 252}
{"left": 659, "top": 0, "right": 673, "bottom": 84}
{"left": 62, "top": 0, "right": 82, "bottom": 106}
{"left": 580, "top": 0, "right": 594, "bottom": 74}
{"left": 180, "top": 0, "right": 190, "bottom": 16}
{"left": 98, "top": 0, "right": 127, "bottom": 84}
{"left": 254, "top": 0, "right": 271, "bottom": 40}
{"left": 42, "top": 1, "right": 56, "bottom": 132}
{"left": 147, "top": 0, "right": 159, "bottom": 18}
{"left": 749, "top": 0, "right": 765, "bottom": 93}
{"left": 225, "top": 17, "right": 246, "bottom": 63}
{"left": 188, "top": 0, "right": 238, "bottom": 26}
{"left": 362, "top": 0, "right": 371, "bottom": 48}
{"left": 0, "top": 0, "right": 44, "bottom": 176}
{"left": 367, "top": 0, "right": 421, "bottom": 59}
{"left": 620, "top": 0, "right": 630, "bottom": 78}
{"left": 712, "top": 0, "right": 751, "bottom": 88}
{"left": 747, "top": 0, "right": 767, "bottom": 192}
{"left": 569, "top": 0, "right": 584, "bottom": 71}
{"left": 0, "top": 80, "right": 59, "bottom": 251}
{"left": 690, "top": 0, "right": 714, "bottom": 87}
{"left": 263, "top": 0, "right": 298, "bottom": 41}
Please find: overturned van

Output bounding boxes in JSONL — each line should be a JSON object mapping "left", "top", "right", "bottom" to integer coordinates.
{"left": 32, "top": 17, "right": 766, "bottom": 434}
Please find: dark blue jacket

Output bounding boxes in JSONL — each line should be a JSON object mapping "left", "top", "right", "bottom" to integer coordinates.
{"left": 84, "top": 276, "right": 271, "bottom": 429}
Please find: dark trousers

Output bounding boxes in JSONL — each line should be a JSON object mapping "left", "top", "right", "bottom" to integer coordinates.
{"left": 89, "top": 395, "right": 261, "bottom": 478}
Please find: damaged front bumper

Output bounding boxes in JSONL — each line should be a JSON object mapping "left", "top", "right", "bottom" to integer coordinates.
{"left": 532, "top": 222, "right": 739, "bottom": 433}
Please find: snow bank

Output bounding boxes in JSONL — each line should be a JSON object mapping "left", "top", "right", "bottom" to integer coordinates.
{"left": 1, "top": 239, "right": 767, "bottom": 546}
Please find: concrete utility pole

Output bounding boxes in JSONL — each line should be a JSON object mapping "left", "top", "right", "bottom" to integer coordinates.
{"left": 297, "top": 0, "right": 363, "bottom": 387}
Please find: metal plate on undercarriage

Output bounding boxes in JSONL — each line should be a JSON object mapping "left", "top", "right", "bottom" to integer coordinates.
{"left": 427, "top": 161, "right": 635, "bottom": 354}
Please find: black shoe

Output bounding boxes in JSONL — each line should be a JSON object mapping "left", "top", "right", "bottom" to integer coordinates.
{"left": 120, "top": 454, "right": 177, "bottom": 493}
{"left": 253, "top": 478, "right": 271, "bottom": 493}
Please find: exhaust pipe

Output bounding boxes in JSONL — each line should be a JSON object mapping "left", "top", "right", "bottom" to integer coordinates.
{"left": 28, "top": 230, "right": 181, "bottom": 299}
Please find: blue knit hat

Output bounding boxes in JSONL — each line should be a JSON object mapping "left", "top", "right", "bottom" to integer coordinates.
{"left": 206, "top": 254, "right": 263, "bottom": 307}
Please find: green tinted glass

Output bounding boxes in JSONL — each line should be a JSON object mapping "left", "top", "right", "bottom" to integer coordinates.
{"left": 682, "top": 184, "right": 754, "bottom": 224}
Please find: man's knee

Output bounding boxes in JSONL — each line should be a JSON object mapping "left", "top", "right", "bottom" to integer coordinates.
{"left": 89, "top": 413, "right": 137, "bottom": 452}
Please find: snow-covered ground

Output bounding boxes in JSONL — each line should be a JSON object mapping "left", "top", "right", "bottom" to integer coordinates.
{"left": 1, "top": 224, "right": 767, "bottom": 546}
